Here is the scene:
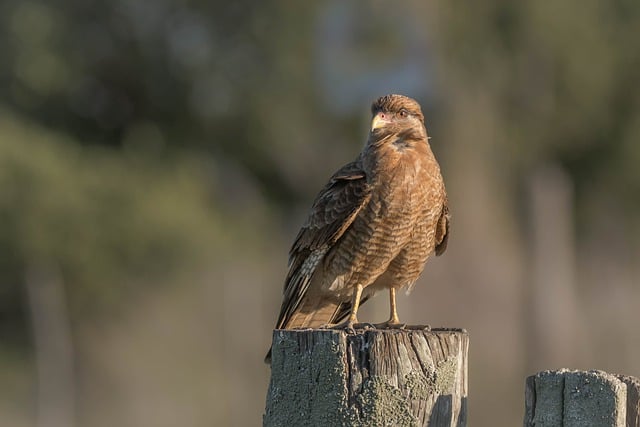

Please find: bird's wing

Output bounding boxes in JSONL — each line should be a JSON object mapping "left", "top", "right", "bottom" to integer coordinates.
{"left": 275, "top": 160, "right": 371, "bottom": 329}
{"left": 435, "top": 197, "right": 450, "bottom": 256}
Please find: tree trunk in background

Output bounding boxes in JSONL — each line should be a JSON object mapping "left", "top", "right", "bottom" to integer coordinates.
{"left": 526, "top": 165, "right": 583, "bottom": 371}
{"left": 25, "top": 263, "right": 76, "bottom": 427}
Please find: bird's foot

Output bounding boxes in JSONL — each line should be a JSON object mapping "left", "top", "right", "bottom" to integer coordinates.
{"left": 326, "top": 318, "right": 360, "bottom": 333}
{"left": 374, "top": 320, "right": 407, "bottom": 329}
{"left": 318, "top": 321, "right": 374, "bottom": 332}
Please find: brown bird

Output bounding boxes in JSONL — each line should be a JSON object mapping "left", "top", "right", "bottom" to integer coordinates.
{"left": 265, "top": 94, "right": 449, "bottom": 363}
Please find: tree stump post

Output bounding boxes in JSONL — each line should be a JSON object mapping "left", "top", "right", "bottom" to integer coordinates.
{"left": 264, "top": 327, "right": 468, "bottom": 427}
{"left": 524, "top": 369, "right": 640, "bottom": 427}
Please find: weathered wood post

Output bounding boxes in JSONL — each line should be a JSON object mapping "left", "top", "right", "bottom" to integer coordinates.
{"left": 524, "top": 369, "right": 640, "bottom": 427}
{"left": 264, "top": 327, "right": 468, "bottom": 427}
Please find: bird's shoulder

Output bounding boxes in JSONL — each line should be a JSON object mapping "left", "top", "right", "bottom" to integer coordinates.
{"left": 290, "top": 159, "right": 371, "bottom": 256}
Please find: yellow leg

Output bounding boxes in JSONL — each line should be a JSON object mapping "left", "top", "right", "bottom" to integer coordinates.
{"left": 388, "top": 288, "right": 400, "bottom": 324}
{"left": 330, "top": 284, "right": 363, "bottom": 331}
{"left": 375, "top": 288, "right": 405, "bottom": 329}
{"left": 348, "top": 283, "right": 363, "bottom": 323}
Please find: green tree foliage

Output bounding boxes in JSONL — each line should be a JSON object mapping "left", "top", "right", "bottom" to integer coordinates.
{"left": 0, "top": 111, "right": 220, "bottom": 343}
{"left": 436, "top": 0, "right": 640, "bottom": 217}
{"left": 2, "top": 1, "right": 640, "bottom": 425}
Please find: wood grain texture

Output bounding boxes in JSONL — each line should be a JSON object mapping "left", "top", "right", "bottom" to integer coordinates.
{"left": 617, "top": 375, "right": 640, "bottom": 427}
{"left": 264, "top": 328, "right": 468, "bottom": 427}
{"left": 524, "top": 369, "right": 637, "bottom": 427}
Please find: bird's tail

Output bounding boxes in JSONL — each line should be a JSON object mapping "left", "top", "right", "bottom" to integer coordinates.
{"left": 264, "top": 296, "right": 371, "bottom": 364}
{"left": 264, "top": 297, "right": 342, "bottom": 364}
{"left": 285, "top": 297, "right": 342, "bottom": 329}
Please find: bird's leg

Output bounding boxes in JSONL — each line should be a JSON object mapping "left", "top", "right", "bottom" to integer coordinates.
{"left": 329, "top": 284, "right": 363, "bottom": 332}
{"left": 388, "top": 287, "right": 400, "bottom": 324}
{"left": 375, "top": 288, "right": 406, "bottom": 329}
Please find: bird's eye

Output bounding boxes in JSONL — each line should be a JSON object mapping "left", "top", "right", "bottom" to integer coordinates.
{"left": 399, "top": 109, "right": 409, "bottom": 118}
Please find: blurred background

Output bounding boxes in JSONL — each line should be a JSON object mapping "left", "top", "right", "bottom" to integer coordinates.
{"left": 2, "top": 0, "right": 640, "bottom": 426}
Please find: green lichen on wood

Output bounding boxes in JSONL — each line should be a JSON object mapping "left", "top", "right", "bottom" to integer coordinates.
{"left": 405, "top": 371, "right": 434, "bottom": 400}
{"left": 405, "top": 356, "right": 458, "bottom": 400}
{"left": 264, "top": 330, "right": 352, "bottom": 427}
{"left": 264, "top": 329, "right": 466, "bottom": 426}
{"left": 563, "top": 370, "right": 626, "bottom": 426}
{"left": 354, "top": 377, "right": 417, "bottom": 427}
{"left": 434, "top": 357, "right": 458, "bottom": 394}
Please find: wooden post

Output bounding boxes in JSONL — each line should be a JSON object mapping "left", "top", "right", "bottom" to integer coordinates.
{"left": 524, "top": 369, "right": 640, "bottom": 427}
{"left": 618, "top": 375, "right": 640, "bottom": 427}
{"left": 264, "top": 327, "right": 468, "bottom": 427}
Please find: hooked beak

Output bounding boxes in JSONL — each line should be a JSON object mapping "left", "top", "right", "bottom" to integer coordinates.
{"left": 371, "top": 112, "right": 391, "bottom": 131}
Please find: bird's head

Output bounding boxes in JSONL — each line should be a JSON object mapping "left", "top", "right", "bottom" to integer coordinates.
{"left": 370, "top": 94, "right": 425, "bottom": 135}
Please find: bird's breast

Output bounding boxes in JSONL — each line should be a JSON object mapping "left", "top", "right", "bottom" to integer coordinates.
{"left": 321, "top": 142, "right": 445, "bottom": 296}
{"left": 369, "top": 147, "right": 442, "bottom": 214}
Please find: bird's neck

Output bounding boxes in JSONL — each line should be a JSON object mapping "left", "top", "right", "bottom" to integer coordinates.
{"left": 362, "top": 132, "right": 434, "bottom": 179}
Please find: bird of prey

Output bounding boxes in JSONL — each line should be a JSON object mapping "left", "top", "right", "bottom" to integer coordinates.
{"left": 265, "top": 94, "right": 449, "bottom": 363}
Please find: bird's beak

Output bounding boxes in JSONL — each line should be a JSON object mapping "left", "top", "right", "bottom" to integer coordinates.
{"left": 371, "top": 112, "right": 390, "bottom": 131}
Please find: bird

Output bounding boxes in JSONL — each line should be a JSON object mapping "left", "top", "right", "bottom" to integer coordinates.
{"left": 265, "top": 94, "right": 449, "bottom": 364}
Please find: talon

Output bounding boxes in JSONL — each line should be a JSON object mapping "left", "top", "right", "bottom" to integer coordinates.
{"left": 374, "top": 320, "right": 406, "bottom": 329}
{"left": 325, "top": 284, "right": 364, "bottom": 334}
{"left": 328, "top": 319, "right": 357, "bottom": 333}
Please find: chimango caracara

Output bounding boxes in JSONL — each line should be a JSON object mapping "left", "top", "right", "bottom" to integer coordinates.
{"left": 265, "top": 94, "right": 449, "bottom": 363}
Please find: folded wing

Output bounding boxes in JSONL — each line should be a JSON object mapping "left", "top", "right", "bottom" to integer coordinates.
{"left": 275, "top": 160, "right": 372, "bottom": 329}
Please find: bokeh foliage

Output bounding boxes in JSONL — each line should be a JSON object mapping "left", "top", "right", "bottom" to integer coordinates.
{"left": 2, "top": 0, "right": 640, "bottom": 426}
{"left": 0, "top": 111, "right": 219, "bottom": 342}
{"left": 437, "top": 0, "right": 640, "bottom": 216}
